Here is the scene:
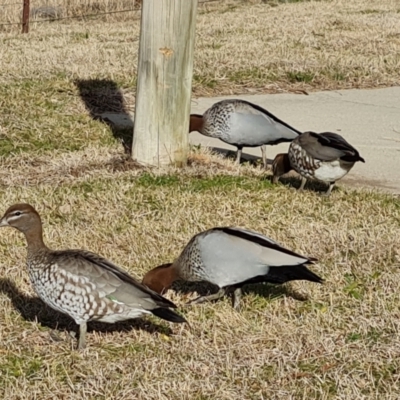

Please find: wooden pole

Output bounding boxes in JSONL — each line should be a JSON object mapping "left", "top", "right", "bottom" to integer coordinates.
{"left": 22, "top": 0, "right": 30, "bottom": 34}
{"left": 132, "top": 0, "right": 198, "bottom": 167}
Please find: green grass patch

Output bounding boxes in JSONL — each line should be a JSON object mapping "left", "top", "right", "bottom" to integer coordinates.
{"left": 0, "top": 78, "right": 119, "bottom": 156}
{"left": 286, "top": 70, "right": 316, "bottom": 83}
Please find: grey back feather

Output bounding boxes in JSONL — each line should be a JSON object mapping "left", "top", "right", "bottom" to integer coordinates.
{"left": 186, "top": 227, "right": 313, "bottom": 288}
{"left": 298, "top": 131, "right": 361, "bottom": 162}
{"left": 49, "top": 249, "right": 177, "bottom": 310}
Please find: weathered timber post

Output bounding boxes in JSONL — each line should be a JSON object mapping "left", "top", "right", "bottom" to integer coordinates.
{"left": 22, "top": 0, "right": 30, "bottom": 33}
{"left": 132, "top": 0, "right": 198, "bottom": 167}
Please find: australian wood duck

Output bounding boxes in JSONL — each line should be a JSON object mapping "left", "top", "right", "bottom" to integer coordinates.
{"left": 142, "top": 227, "right": 323, "bottom": 309}
{"left": 0, "top": 204, "right": 187, "bottom": 349}
{"left": 189, "top": 99, "right": 301, "bottom": 169}
{"left": 273, "top": 131, "right": 365, "bottom": 196}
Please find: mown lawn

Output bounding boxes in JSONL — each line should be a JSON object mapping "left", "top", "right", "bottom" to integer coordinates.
{"left": 0, "top": 0, "right": 400, "bottom": 398}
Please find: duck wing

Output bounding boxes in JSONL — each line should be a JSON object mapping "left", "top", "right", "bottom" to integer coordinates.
{"left": 195, "top": 227, "right": 318, "bottom": 288}
{"left": 237, "top": 100, "right": 302, "bottom": 135}
{"left": 212, "top": 227, "right": 316, "bottom": 264}
{"left": 230, "top": 100, "right": 302, "bottom": 144}
{"left": 300, "top": 131, "right": 365, "bottom": 162}
{"left": 49, "top": 249, "right": 178, "bottom": 311}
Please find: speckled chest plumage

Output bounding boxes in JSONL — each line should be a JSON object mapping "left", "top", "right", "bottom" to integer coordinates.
{"left": 26, "top": 253, "right": 123, "bottom": 325}
{"left": 174, "top": 235, "right": 208, "bottom": 282}
{"left": 288, "top": 141, "right": 320, "bottom": 179}
{"left": 201, "top": 102, "right": 234, "bottom": 141}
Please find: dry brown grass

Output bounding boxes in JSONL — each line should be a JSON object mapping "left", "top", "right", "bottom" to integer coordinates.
{"left": 0, "top": 0, "right": 400, "bottom": 398}
{"left": 0, "top": 146, "right": 399, "bottom": 399}
{"left": 0, "top": 0, "right": 399, "bottom": 159}
{"left": 0, "top": 0, "right": 399, "bottom": 96}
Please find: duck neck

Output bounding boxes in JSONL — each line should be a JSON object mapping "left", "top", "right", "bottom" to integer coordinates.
{"left": 189, "top": 114, "right": 204, "bottom": 133}
{"left": 24, "top": 225, "right": 47, "bottom": 256}
{"left": 272, "top": 153, "right": 292, "bottom": 182}
{"left": 143, "top": 263, "right": 179, "bottom": 294}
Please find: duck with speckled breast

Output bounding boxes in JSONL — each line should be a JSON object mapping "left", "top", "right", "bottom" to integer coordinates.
{"left": 143, "top": 227, "right": 323, "bottom": 310}
{"left": 189, "top": 99, "right": 301, "bottom": 169}
{"left": 272, "top": 131, "right": 365, "bottom": 196}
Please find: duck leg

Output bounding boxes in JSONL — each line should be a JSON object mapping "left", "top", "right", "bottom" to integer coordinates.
{"left": 260, "top": 145, "right": 268, "bottom": 169}
{"left": 322, "top": 182, "right": 335, "bottom": 197}
{"left": 78, "top": 322, "right": 87, "bottom": 350}
{"left": 235, "top": 146, "right": 243, "bottom": 164}
{"left": 232, "top": 287, "right": 242, "bottom": 310}
{"left": 298, "top": 177, "right": 307, "bottom": 191}
{"left": 187, "top": 288, "right": 226, "bottom": 306}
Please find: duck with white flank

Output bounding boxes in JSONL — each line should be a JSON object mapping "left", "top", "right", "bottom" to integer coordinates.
{"left": 272, "top": 131, "right": 365, "bottom": 196}
{"left": 0, "top": 204, "right": 187, "bottom": 349}
{"left": 189, "top": 99, "right": 301, "bottom": 169}
{"left": 142, "top": 227, "right": 323, "bottom": 309}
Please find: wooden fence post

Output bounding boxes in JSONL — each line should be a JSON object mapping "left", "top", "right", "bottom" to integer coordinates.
{"left": 132, "top": 0, "right": 198, "bottom": 167}
{"left": 22, "top": 0, "right": 30, "bottom": 33}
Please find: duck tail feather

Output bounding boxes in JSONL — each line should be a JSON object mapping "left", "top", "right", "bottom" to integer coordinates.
{"left": 265, "top": 264, "right": 324, "bottom": 284}
{"left": 151, "top": 307, "right": 187, "bottom": 324}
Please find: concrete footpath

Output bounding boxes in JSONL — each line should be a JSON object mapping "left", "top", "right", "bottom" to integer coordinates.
{"left": 189, "top": 87, "right": 400, "bottom": 195}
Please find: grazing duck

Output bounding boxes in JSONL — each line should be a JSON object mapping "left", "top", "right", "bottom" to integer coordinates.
{"left": 142, "top": 227, "right": 323, "bottom": 309}
{"left": 0, "top": 204, "right": 187, "bottom": 349}
{"left": 189, "top": 99, "right": 301, "bottom": 169}
{"left": 272, "top": 131, "right": 365, "bottom": 196}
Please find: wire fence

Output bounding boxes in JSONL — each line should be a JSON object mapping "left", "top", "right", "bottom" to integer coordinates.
{"left": 0, "top": 0, "right": 140, "bottom": 31}
{"left": 0, "top": 0, "right": 223, "bottom": 33}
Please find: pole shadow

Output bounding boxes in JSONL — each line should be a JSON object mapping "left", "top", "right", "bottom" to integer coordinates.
{"left": 74, "top": 79, "right": 134, "bottom": 154}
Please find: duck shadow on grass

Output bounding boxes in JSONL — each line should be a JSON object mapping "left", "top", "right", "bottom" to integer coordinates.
{"left": 171, "top": 280, "right": 308, "bottom": 305}
{"left": 203, "top": 146, "right": 270, "bottom": 168}
{"left": 74, "top": 78, "right": 134, "bottom": 154}
{"left": 0, "top": 278, "right": 173, "bottom": 340}
{"left": 267, "top": 175, "right": 334, "bottom": 195}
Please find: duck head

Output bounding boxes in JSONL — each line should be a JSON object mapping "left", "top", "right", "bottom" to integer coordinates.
{"left": 0, "top": 203, "right": 42, "bottom": 233}
{"left": 189, "top": 114, "right": 204, "bottom": 133}
{"left": 142, "top": 263, "right": 179, "bottom": 294}
{"left": 272, "top": 153, "right": 292, "bottom": 183}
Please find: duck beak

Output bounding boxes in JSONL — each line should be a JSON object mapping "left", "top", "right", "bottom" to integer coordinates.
{"left": 0, "top": 218, "right": 9, "bottom": 227}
